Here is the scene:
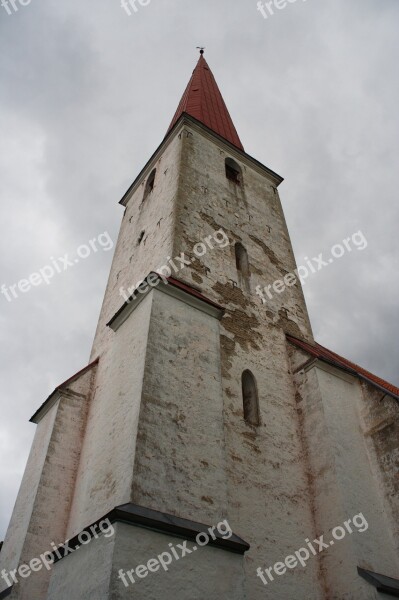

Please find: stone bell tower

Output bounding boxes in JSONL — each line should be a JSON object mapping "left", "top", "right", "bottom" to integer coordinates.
{"left": 1, "top": 51, "right": 398, "bottom": 600}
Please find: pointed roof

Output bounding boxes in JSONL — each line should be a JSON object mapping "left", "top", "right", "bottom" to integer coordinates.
{"left": 167, "top": 54, "right": 244, "bottom": 151}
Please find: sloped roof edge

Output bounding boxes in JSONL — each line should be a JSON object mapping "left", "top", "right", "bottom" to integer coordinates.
{"left": 29, "top": 358, "right": 99, "bottom": 424}
{"left": 287, "top": 335, "right": 399, "bottom": 401}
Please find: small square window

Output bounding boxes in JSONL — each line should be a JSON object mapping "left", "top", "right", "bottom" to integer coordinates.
{"left": 226, "top": 164, "right": 241, "bottom": 184}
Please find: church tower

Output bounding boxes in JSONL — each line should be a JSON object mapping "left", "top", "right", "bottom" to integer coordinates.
{"left": 1, "top": 53, "right": 398, "bottom": 600}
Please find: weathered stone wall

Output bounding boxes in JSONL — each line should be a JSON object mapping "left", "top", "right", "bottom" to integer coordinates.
{"left": 0, "top": 366, "right": 95, "bottom": 599}
{"left": 168, "top": 125, "right": 323, "bottom": 599}
{"left": 290, "top": 348, "right": 399, "bottom": 598}
{"left": 109, "top": 522, "right": 247, "bottom": 600}
{"left": 68, "top": 131, "right": 187, "bottom": 537}
{"left": 46, "top": 526, "right": 115, "bottom": 600}
{"left": 0, "top": 403, "right": 57, "bottom": 595}
{"left": 359, "top": 382, "right": 399, "bottom": 554}
{"left": 172, "top": 122, "right": 313, "bottom": 340}
{"left": 47, "top": 522, "right": 247, "bottom": 600}
{"left": 316, "top": 365, "right": 398, "bottom": 576}
{"left": 77, "top": 121, "right": 324, "bottom": 598}
{"left": 90, "top": 132, "right": 183, "bottom": 361}
{"left": 131, "top": 286, "right": 228, "bottom": 525}
{"left": 66, "top": 294, "right": 153, "bottom": 538}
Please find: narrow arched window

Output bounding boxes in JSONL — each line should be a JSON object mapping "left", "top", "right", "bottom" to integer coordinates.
{"left": 143, "top": 168, "right": 156, "bottom": 201}
{"left": 235, "top": 242, "right": 250, "bottom": 290}
{"left": 225, "top": 158, "right": 242, "bottom": 185}
{"left": 242, "top": 370, "right": 260, "bottom": 426}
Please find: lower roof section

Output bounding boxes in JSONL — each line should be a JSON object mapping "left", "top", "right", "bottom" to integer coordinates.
{"left": 51, "top": 503, "right": 250, "bottom": 563}
{"left": 358, "top": 567, "right": 399, "bottom": 597}
{"left": 107, "top": 273, "right": 225, "bottom": 332}
{"left": 29, "top": 358, "right": 99, "bottom": 424}
{"left": 287, "top": 334, "right": 399, "bottom": 401}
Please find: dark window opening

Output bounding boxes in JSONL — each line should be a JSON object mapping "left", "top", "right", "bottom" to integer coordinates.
{"left": 143, "top": 168, "right": 156, "bottom": 201}
{"left": 225, "top": 158, "right": 242, "bottom": 185}
{"left": 242, "top": 370, "right": 260, "bottom": 426}
{"left": 137, "top": 231, "right": 145, "bottom": 245}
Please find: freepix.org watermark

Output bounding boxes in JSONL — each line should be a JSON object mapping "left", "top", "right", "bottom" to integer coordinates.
{"left": 0, "top": 0, "right": 31, "bottom": 15}
{"left": 1, "top": 519, "right": 114, "bottom": 588}
{"left": 118, "top": 519, "right": 233, "bottom": 588}
{"left": 119, "top": 228, "right": 229, "bottom": 303}
{"left": 256, "top": 0, "right": 307, "bottom": 20}
{"left": 121, "top": 0, "right": 152, "bottom": 16}
{"left": 1, "top": 231, "right": 114, "bottom": 303}
{"left": 256, "top": 513, "right": 369, "bottom": 587}
{"left": 255, "top": 230, "right": 368, "bottom": 303}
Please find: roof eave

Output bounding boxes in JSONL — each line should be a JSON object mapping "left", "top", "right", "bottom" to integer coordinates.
{"left": 287, "top": 335, "right": 399, "bottom": 403}
{"left": 29, "top": 358, "right": 99, "bottom": 424}
{"left": 119, "top": 113, "right": 284, "bottom": 208}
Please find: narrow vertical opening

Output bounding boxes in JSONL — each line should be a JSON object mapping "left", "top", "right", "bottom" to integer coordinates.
{"left": 235, "top": 242, "right": 250, "bottom": 290}
{"left": 143, "top": 168, "right": 156, "bottom": 201}
{"left": 225, "top": 158, "right": 242, "bottom": 185}
{"left": 242, "top": 370, "right": 260, "bottom": 426}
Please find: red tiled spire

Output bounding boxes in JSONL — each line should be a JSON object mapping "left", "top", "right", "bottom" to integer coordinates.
{"left": 167, "top": 54, "right": 244, "bottom": 151}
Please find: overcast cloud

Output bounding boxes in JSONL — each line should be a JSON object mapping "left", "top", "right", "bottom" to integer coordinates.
{"left": 0, "top": 0, "right": 398, "bottom": 538}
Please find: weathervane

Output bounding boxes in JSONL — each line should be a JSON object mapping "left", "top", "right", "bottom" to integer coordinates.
{"left": 196, "top": 46, "right": 205, "bottom": 55}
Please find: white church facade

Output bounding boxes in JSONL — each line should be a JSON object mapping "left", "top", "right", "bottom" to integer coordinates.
{"left": 0, "top": 53, "right": 398, "bottom": 600}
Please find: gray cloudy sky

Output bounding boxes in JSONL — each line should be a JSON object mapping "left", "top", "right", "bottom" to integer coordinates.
{"left": 0, "top": 0, "right": 398, "bottom": 539}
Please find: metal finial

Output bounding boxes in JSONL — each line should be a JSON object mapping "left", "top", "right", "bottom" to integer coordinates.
{"left": 196, "top": 46, "right": 205, "bottom": 55}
